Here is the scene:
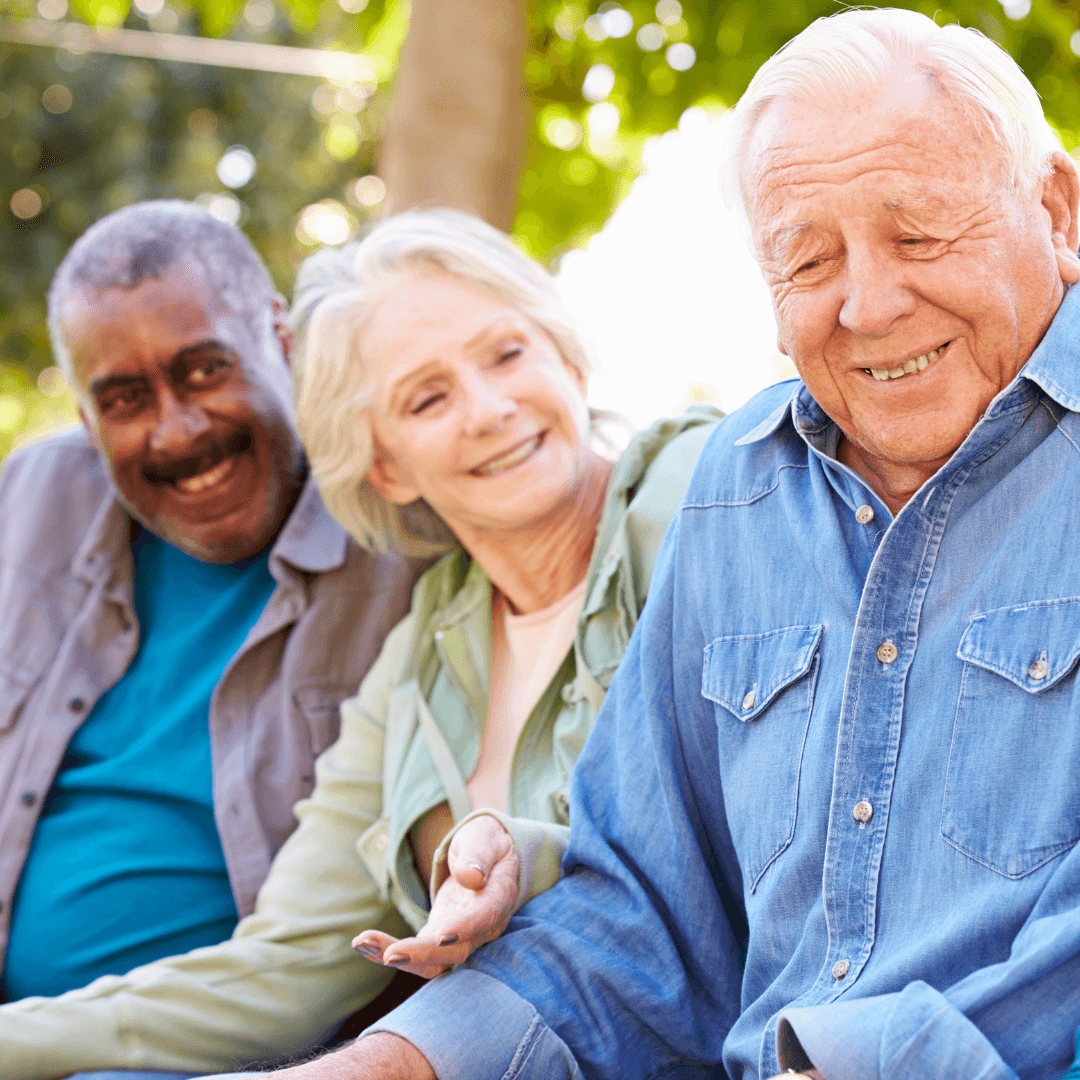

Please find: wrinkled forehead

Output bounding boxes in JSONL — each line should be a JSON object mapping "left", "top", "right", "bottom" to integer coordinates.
{"left": 742, "top": 72, "right": 1007, "bottom": 249}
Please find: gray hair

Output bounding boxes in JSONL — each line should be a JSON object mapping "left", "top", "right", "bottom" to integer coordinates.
{"left": 48, "top": 200, "right": 278, "bottom": 390}
{"left": 723, "top": 7, "right": 1063, "bottom": 234}
{"left": 292, "top": 208, "right": 594, "bottom": 558}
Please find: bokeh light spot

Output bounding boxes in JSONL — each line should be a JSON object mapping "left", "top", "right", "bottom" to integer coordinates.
{"left": 666, "top": 42, "right": 695, "bottom": 71}
{"left": 133, "top": 0, "right": 163, "bottom": 13}
{"left": 545, "top": 116, "right": 583, "bottom": 151}
{"left": 243, "top": 0, "right": 275, "bottom": 28}
{"left": 583, "top": 15, "right": 606, "bottom": 41}
{"left": 10, "top": 189, "right": 43, "bottom": 220}
{"left": 587, "top": 102, "right": 620, "bottom": 141}
{"left": 0, "top": 397, "right": 27, "bottom": 434}
{"left": 1002, "top": 0, "right": 1030, "bottom": 18}
{"left": 296, "top": 200, "right": 357, "bottom": 246}
{"left": 655, "top": 0, "right": 681, "bottom": 26}
{"left": 347, "top": 174, "right": 385, "bottom": 208}
{"left": 636, "top": 23, "right": 665, "bottom": 51}
{"left": 42, "top": 84, "right": 73, "bottom": 114}
{"left": 36, "top": 0, "right": 67, "bottom": 19}
{"left": 338, "top": 0, "right": 368, "bottom": 12}
{"left": 37, "top": 367, "right": 68, "bottom": 398}
{"left": 216, "top": 146, "right": 257, "bottom": 189}
{"left": 325, "top": 122, "right": 360, "bottom": 160}
{"left": 582, "top": 63, "right": 615, "bottom": 103}
{"left": 196, "top": 192, "right": 243, "bottom": 226}
{"left": 599, "top": 5, "right": 633, "bottom": 39}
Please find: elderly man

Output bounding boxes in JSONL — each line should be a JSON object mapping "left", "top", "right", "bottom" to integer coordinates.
{"left": 0, "top": 201, "right": 421, "bottom": 1079}
{"left": 233, "top": 9, "right": 1080, "bottom": 1080}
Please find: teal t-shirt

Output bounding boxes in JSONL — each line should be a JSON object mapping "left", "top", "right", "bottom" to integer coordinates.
{"left": 1, "top": 529, "right": 277, "bottom": 1001}
{"left": 1066, "top": 1028, "right": 1080, "bottom": 1080}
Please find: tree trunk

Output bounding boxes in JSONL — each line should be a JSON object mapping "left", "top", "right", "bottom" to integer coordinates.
{"left": 378, "top": 0, "right": 528, "bottom": 231}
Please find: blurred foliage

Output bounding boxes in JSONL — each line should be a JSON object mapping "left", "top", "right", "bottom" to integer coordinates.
{"left": 2, "top": 0, "right": 1080, "bottom": 454}
{"left": 512, "top": 0, "right": 1080, "bottom": 257}
{"left": 0, "top": 0, "right": 401, "bottom": 450}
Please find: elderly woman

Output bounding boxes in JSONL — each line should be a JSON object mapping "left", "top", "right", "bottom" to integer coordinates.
{"left": 284, "top": 208, "right": 721, "bottom": 981}
{"left": 64, "top": 210, "right": 719, "bottom": 1080}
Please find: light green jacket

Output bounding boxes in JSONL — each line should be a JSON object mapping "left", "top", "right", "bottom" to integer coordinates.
{"left": 0, "top": 408, "right": 720, "bottom": 1079}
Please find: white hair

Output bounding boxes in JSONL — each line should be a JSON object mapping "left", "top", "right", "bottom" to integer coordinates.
{"left": 291, "top": 208, "right": 595, "bottom": 558}
{"left": 722, "top": 7, "right": 1063, "bottom": 232}
{"left": 48, "top": 200, "right": 279, "bottom": 395}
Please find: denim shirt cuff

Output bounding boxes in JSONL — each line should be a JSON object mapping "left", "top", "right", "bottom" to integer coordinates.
{"left": 777, "top": 982, "right": 1019, "bottom": 1080}
{"left": 364, "top": 967, "right": 583, "bottom": 1080}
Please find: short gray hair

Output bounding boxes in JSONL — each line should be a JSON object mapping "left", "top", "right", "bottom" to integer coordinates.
{"left": 723, "top": 7, "right": 1063, "bottom": 233}
{"left": 48, "top": 200, "right": 278, "bottom": 388}
{"left": 292, "top": 208, "right": 594, "bottom": 558}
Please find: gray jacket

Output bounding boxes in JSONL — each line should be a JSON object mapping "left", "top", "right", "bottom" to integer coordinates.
{"left": 0, "top": 427, "right": 421, "bottom": 973}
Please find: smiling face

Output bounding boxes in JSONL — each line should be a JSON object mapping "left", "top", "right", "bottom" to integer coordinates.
{"left": 748, "top": 68, "right": 1080, "bottom": 502}
{"left": 359, "top": 271, "right": 596, "bottom": 542}
{"left": 63, "top": 262, "right": 305, "bottom": 562}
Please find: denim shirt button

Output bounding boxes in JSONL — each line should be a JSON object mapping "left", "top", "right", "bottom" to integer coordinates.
{"left": 741, "top": 689, "right": 757, "bottom": 711}
{"left": 876, "top": 642, "right": 898, "bottom": 664}
{"left": 852, "top": 800, "right": 873, "bottom": 823}
{"left": 1028, "top": 657, "right": 1049, "bottom": 680}
{"left": 831, "top": 958, "right": 851, "bottom": 980}
{"left": 855, "top": 504, "right": 875, "bottom": 525}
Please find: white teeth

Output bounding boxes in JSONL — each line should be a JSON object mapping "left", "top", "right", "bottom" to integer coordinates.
{"left": 475, "top": 435, "right": 541, "bottom": 477}
{"left": 176, "top": 454, "right": 237, "bottom": 494}
{"left": 867, "top": 343, "right": 947, "bottom": 383}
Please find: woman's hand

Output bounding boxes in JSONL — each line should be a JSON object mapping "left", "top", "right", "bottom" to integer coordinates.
{"left": 353, "top": 814, "right": 521, "bottom": 977}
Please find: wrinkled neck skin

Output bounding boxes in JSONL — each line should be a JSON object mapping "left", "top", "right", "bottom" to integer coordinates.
{"left": 836, "top": 435, "right": 954, "bottom": 517}
{"left": 453, "top": 451, "right": 613, "bottom": 615}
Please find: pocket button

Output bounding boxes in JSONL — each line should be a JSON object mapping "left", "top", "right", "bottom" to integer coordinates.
{"left": 876, "top": 642, "right": 898, "bottom": 664}
{"left": 1028, "top": 658, "right": 1049, "bottom": 681}
{"left": 742, "top": 689, "right": 757, "bottom": 711}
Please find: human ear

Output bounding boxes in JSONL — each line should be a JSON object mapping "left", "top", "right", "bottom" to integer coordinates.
{"left": 365, "top": 448, "right": 422, "bottom": 506}
{"left": 1041, "top": 150, "right": 1080, "bottom": 285}
{"left": 270, "top": 295, "right": 294, "bottom": 367}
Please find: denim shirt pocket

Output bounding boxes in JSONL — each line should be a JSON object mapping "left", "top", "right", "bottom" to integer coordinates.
{"left": 944, "top": 598, "right": 1080, "bottom": 878}
{"left": 703, "top": 624, "right": 823, "bottom": 891}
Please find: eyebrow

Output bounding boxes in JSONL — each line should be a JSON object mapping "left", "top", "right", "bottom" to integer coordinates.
{"left": 762, "top": 220, "right": 815, "bottom": 260}
{"left": 385, "top": 316, "right": 523, "bottom": 408}
{"left": 88, "top": 339, "right": 229, "bottom": 398}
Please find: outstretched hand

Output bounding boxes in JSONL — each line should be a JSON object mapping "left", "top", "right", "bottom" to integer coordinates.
{"left": 353, "top": 814, "right": 521, "bottom": 978}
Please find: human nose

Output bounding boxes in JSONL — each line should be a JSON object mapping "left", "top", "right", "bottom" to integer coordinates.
{"left": 461, "top": 370, "right": 516, "bottom": 438}
{"left": 148, "top": 391, "right": 212, "bottom": 455}
{"left": 838, "top": 247, "right": 917, "bottom": 338}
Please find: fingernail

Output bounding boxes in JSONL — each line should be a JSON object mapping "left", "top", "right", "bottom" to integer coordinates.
{"left": 354, "top": 943, "right": 380, "bottom": 956}
{"left": 438, "top": 934, "right": 459, "bottom": 947}
{"left": 467, "top": 861, "right": 488, "bottom": 885}
{"left": 386, "top": 955, "right": 411, "bottom": 967}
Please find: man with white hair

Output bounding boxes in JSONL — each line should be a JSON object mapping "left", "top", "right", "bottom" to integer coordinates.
{"left": 0, "top": 200, "right": 420, "bottom": 1078}
{"left": 251, "top": 8, "right": 1080, "bottom": 1079}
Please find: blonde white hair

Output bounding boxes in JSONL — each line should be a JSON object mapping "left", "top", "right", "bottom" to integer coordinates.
{"left": 723, "top": 7, "right": 1063, "bottom": 232}
{"left": 292, "top": 208, "right": 594, "bottom": 558}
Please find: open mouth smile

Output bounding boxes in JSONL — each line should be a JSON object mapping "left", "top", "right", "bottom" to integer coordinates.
{"left": 472, "top": 433, "right": 544, "bottom": 477}
{"left": 863, "top": 340, "right": 951, "bottom": 382}
{"left": 143, "top": 429, "right": 253, "bottom": 495}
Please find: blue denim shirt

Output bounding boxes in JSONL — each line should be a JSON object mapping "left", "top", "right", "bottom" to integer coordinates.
{"left": 373, "top": 286, "right": 1080, "bottom": 1080}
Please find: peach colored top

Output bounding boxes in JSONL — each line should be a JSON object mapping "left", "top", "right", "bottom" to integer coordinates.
{"left": 467, "top": 578, "right": 589, "bottom": 812}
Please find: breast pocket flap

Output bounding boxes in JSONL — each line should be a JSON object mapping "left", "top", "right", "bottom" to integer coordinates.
{"left": 957, "top": 598, "right": 1080, "bottom": 694}
{"left": 702, "top": 624, "right": 824, "bottom": 722}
